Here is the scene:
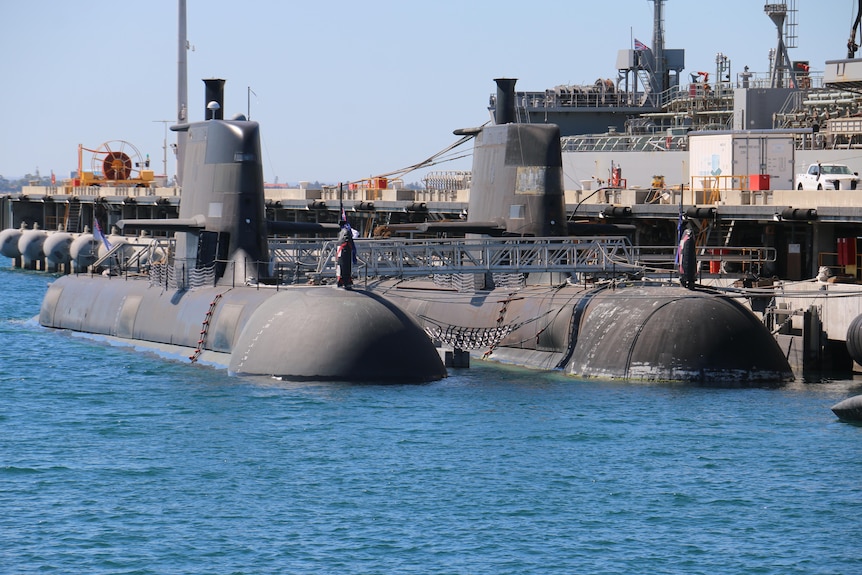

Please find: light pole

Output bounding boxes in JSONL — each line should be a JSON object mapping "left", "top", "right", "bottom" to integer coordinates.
{"left": 153, "top": 120, "right": 172, "bottom": 181}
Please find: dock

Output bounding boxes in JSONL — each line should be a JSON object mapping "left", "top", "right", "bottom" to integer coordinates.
{"left": 4, "top": 174, "right": 862, "bottom": 378}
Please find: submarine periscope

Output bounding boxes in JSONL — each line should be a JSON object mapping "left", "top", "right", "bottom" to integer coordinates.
{"left": 38, "top": 80, "right": 447, "bottom": 383}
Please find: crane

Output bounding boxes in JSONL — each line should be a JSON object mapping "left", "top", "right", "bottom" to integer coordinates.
{"left": 849, "top": 0, "right": 862, "bottom": 58}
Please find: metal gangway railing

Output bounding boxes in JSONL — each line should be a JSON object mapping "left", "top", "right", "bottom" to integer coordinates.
{"left": 267, "top": 236, "right": 642, "bottom": 282}
{"left": 81, "top": 236, "right": 777, "bottom": 290}
{"left": 634, "top": 245, "right": 777, "bottom": 275}
{"left": 269, "top": 236, "right": 779, "bottom": 283}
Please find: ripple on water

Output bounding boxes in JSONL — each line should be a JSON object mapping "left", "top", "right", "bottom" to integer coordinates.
{"left": 1, "top": 261, "right": 862, "bottom": 574}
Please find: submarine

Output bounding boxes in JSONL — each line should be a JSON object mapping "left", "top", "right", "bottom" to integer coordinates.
{"left": 358, "top": 78, "right": 793, "bottom": 384}
{"left": 831, "top": 317, "right": 862, "bottom": 422}
{"left": 37, "top": 77, "right": 793, "bottom": 384}
{"left": 38, "top": 80, "right": 447, "bottom": 383}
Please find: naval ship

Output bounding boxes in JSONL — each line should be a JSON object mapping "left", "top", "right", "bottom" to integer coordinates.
{"left": 489, "top": 1, "right": 862, "bottom": 190}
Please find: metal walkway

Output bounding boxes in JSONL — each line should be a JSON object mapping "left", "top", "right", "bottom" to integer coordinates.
{"left": 268, "top": 236, "right": 776, "bottom": 282}
{"left": 85, "top": 235, "right": 776, "bottom": 289}
{"left": 271, "top": 236, "right": 640, "bottom": 281}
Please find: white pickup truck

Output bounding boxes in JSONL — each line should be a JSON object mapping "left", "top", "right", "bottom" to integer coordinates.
{"left": 795, "top": 163, "right": 860, "bottom": 190}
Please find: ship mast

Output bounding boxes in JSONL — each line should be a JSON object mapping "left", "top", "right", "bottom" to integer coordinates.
{"left": 176, "top": 0, "right": 188, "bottom": 185}
{"left": 650, "top": 0, "right": 667, "bottom": 94}
{"left": 765, "top": 2, "right": 798, "bottom": 88}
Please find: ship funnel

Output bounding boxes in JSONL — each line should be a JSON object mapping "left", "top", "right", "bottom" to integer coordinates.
{"left": 204, "top": 78, "right": 226, "bottom": 120}
{"left": 494, "top": 78, "right": 517, "bottom": 125}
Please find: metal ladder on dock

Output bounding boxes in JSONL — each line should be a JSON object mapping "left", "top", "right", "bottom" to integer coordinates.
{"left": 64, "top": 200, "right": 82, "bottom": 233}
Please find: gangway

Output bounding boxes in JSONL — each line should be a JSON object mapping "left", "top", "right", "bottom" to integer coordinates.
{"left": 82, "top": 236, "right": 776, "bottom": 288}
{"left": 269, "top": 236, "right": 641, "bottom": 282}
{"left": 268, "top": 236, "right": 777, "bottom": 283}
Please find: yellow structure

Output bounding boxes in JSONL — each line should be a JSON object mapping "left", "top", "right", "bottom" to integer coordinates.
{"left": 74, "top": 140, "right": 154, "bottom": 187}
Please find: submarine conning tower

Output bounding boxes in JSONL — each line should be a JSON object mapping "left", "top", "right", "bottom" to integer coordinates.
{"left": 122, "top": 78, "right": 270, "bottom": 285}
{"left": 178, "top": 78, "right": 269, "bottom": 285}
{"left": 468, "top": 78, "right": 566, "bottom": 237}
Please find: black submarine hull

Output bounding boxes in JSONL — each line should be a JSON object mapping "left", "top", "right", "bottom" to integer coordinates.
{"left": 39, "top": 275, "right": 446, "bottom": 382}
{"left": 369, "top": 279, "right": 793, "bottom": 383}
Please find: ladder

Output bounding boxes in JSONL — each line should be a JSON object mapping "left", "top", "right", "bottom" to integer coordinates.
{"left": 64, "top": 201, "right": 82, "bottom": 233}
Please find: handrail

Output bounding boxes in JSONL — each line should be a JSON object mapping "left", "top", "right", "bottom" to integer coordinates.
{"left": 90, "top": 242, "right": 127, "bottom": 270}
{"left": 304, "top": 237, "right": 640, "bottom": 281}
{"left": 83, "top": 236, "right": 778, "bottom": 288}
{"left": 264, "top": 237, "right": 779, "bottom": 282}
{"left": 91, "top": 237, "right": 171, "bottom": 273}
{"left": 636, "top": 245, "right": 777, "bottom": 268}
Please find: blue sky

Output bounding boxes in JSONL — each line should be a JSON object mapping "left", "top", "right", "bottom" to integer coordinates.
{"left": 0, "top": 0, "right": 850, "bottom": 185}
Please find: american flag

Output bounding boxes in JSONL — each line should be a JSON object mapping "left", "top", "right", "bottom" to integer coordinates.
{"left": 634, "top": 38, "right": 649, "bottom": 51}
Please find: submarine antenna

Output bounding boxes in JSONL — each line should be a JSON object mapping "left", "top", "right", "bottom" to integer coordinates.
{"left": 247, "top": 86, "right": 257, "bottom": 120}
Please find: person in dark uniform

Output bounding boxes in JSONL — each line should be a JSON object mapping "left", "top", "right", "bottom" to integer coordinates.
{"left": 678, "top": 227, "right": 697, "bottom": 289}
{"left": 336, "top": 219, "right": 356, "bottom": 288}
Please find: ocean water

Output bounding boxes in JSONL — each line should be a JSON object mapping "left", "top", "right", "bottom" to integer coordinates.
{"left": 2, "top": 261, "right": 861, "bottom": 575}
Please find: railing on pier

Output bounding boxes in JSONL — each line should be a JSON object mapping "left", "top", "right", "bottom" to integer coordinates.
{"left": 635, "top": 245, "right": 776, "bottom": 275}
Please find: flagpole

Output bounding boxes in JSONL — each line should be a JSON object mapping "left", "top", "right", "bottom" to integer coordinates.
{"left": 339, "top": 182, "right": 344, "bottom": 219}
{"left": 247, "top": 86, "right": 257, "bottom": 120}
{"left": 675, "top": 182, "right": 684, "bottom": 277}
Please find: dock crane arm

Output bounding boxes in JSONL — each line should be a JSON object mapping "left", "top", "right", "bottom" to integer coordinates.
{"left": 849, "top": 0, "right": 862, "bottom": 58}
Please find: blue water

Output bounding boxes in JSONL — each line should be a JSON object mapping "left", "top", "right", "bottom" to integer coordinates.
{"left": 2, "top": 261, "right": 862, "bottom": 574}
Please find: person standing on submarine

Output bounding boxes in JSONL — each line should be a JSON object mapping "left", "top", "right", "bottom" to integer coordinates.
{"left": 336, "top": 219, "right": 356, "bottom": 288}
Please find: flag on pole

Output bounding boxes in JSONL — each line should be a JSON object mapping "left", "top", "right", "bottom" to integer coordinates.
{"left": 93, "top": 219, "right": 112, "bottom": 250}
{"left": 634, "top": 38, "right": 649, "bottom": 51}
{"left": 674, "top": 185, "right": 684, "bottom": 269}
